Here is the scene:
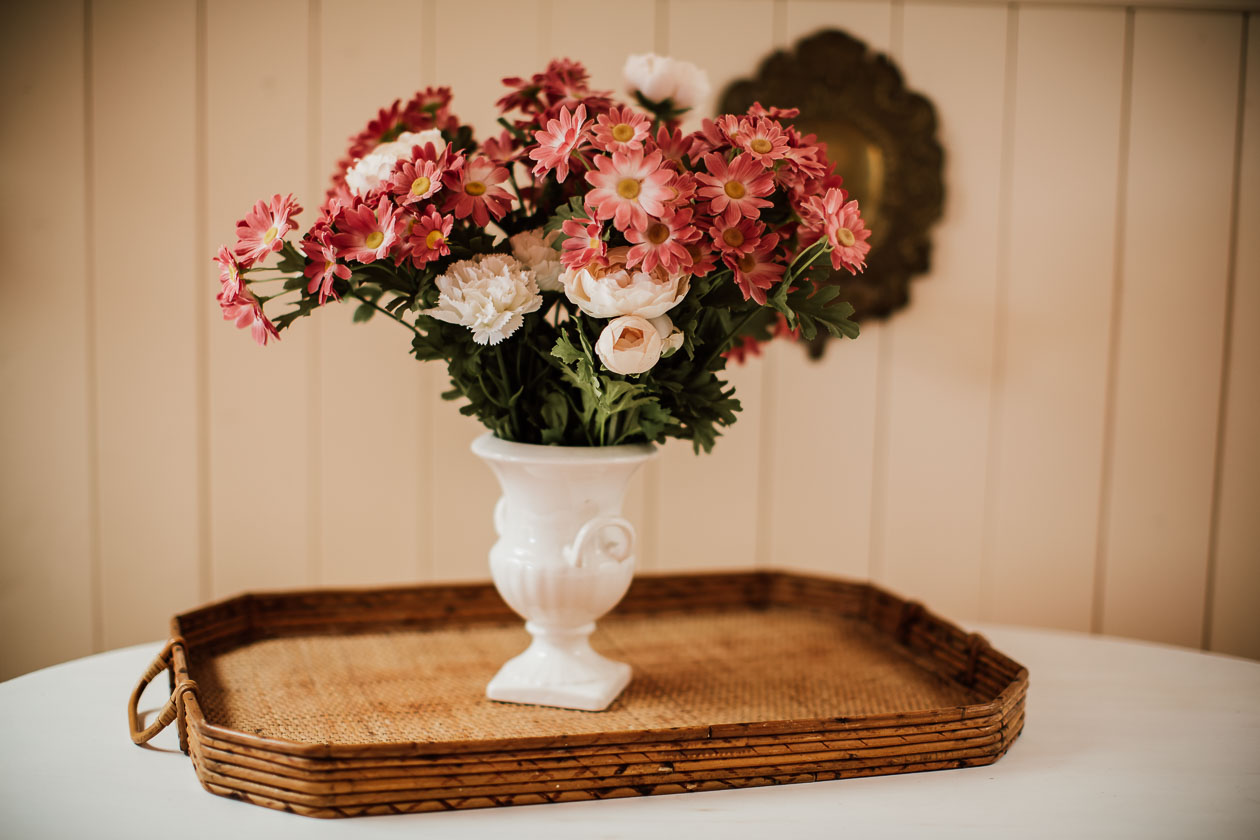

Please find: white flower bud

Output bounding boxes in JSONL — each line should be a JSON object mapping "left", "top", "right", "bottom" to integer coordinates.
{"left": 596, "top": 315, "right": 664, "bottom": 375}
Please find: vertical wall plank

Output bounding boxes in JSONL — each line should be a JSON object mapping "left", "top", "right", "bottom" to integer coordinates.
{"left": 204, "top": 0, "right": 313, "bottom": 597}
{"left": 983, "top": 7, "right": 1126, "bottom": 630}
{"left": 651, "top": 0, "right": 775, "bottom": 571}
{"left": 871, "top": 3, "right": 1008, "bottom": 618}
{"left": 762, "top": 2, "right": 890, "bottom": 579}
{"left": 1101, "top": 11, "right": 1241, "bottom": 647}
{"left": 1209, "top": 13, "right": 1259, "bottom": 660}
{"left": 428, "top": 0, "right": 543, "bottom": 581}
{"left": 0, "top": 2, "right": 94, "bottom": 678}
{"left": 786, "top": 0, "right": 890, "bottom": 43}
{"left": 317, "top": 0, "right": 429, "bottom": 587}
{"left": 91, "top": 0, "right": 201, "bottom": 649}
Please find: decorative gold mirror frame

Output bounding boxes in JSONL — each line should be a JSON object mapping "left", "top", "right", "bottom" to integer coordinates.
{"left": 719, "top": 29, "right": 944, "bottom": 356}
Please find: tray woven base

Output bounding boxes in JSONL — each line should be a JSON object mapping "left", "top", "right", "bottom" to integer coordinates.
{"left": 134, "top": 572, "right": 1027, "bottom": 818}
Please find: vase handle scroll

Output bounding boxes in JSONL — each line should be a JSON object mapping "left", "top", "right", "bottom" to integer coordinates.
{"left": 564, "top": 516, "right": 635, "bottom": 568}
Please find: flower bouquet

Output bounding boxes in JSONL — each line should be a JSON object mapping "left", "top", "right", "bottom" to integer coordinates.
{"left": 215, "top": 55, "right": 870, "bottom": 709}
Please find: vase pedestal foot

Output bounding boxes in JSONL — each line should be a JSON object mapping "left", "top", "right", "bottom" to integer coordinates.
{"left": 485, "top": 622, "right": 631, "bottom": 711}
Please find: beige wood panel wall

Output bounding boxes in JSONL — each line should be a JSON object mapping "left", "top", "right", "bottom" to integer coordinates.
{"left": 1, "top": 0, "right": 1257, "bottom": 681}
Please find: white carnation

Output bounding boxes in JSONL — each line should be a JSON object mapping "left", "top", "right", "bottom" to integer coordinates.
{"left": 561, "top": 247, "right": 689, "bottom": 320}
{"left": 509, "top": 227, "right": 564, "bottom": 292}
{"left": 424, "top": 254, "right": 543, "bottom": 345}
{"left": 345, "top": 129, "right": 446, "bottom": 196}
{"left": 623, "top": 54, "right": 711, "bottom": 110}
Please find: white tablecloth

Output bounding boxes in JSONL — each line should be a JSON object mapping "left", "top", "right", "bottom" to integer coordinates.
{"left": 2, "top": 624, "right": 1258, "bottom": 839}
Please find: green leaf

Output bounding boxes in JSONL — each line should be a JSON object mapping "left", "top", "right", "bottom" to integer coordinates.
{"left": 352, "top": 303, "right": 376, "bottom": 323}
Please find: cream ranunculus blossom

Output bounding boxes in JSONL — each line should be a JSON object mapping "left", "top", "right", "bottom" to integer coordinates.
{"left": 595, "top": 315, "right": 664, "bottom": 375}
{"left": 423, "top": 254, "right": 542, "bottom": 345}
{"left": 345, "top": 129, "right": 446, "bottom": 196}
{"left": 561, "top": 247, "right": 689, "bottom": 319}
{"left": 508, "top": 227, "right": 564, "bottom": 292}
{"left": 622, "top": 54, "right": 711, "bottom": 110}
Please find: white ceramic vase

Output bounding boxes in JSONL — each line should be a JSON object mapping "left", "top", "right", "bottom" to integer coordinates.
{"left": 471, "top": 433, "right": 657, "bottom": 711}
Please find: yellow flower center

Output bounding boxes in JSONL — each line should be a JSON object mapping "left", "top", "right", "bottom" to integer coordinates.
{"left": 587, "top": 236, "right": 602, "bottom": 250}
{"left": 611, "top": 123, "right": 635, "bottom": 142}
{"left": 750, "top": 138, "right": 772, "bottom": 154}
{"left": 646, "top": 223, "right": 671, "bottom": 245}
{"left": 365, "top": 231, "right": 384, "bottom": 249}
{"left": 837, "top": 227, "right": 856, "bottom": 247}
{"left": 616, "top": 178, "right": 641, "bottom": 200}
{"left": 722, "top": 228, "right": 745, "bottom": 248}
{"left": 724, "top": 181, "right": 746, "bottom": 199}
{"left": 410, "top": 175, "right": 431, "bottom": 196}
{"left": 263, "top": 226, "right": 278, "bottom": 244}
{"left": 425, "top": 230, "right": 445, "bottom": 249}
{"left": 737, "top": 254, "right": 757, "bottom": 272}
{"left": 465, "top": 180, "right": 486, "bottom": 196}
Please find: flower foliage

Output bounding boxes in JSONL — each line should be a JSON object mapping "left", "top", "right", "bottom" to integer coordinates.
{"left": 214, "top": 55, "right": 868, "bottom": 452}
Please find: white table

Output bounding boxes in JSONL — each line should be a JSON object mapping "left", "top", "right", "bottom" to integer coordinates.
{"left": 2, "top": 625, "right": 1258, "bottom": 839}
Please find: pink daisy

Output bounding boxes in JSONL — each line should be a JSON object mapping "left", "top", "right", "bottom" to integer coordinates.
{"left": 584, "top": 148, "right": 672, "bottom": 231}
{"left": 234, "top": 193, "right": 301, "bottom": 266}
{"left": 301, "top": 232, "right": 351, "bottom": 304}
{"left": 407, "top": 207, "right": 453, "bottom": 268}
{"left": 729, "top": 116, "right": 790, "bottom": 165}
{"left": 709, "top": 217, "right": 764, "bottom": 258}
{"left": 218, "top": 284, "right": 279, "bottom": 347}
{"left": 724, "top": 232, "right": 785, "bottom": 304}
{"left": 214, "top": 246, "right": 244, "bottom": 299}
{"left": 443, "top": 157, "right": 513, "bottom": 226}
{"left": 695, "top": 153, "right": 775, "bottom": 225}
{"left": 625, "top": 207, "right": 700, "bottom": 274}
{"left": 560, "top": 217, "right": 608, "bottom": 269}
{"left": 805, "top": 189, "right": 871, "bottom": 274}
{"left": 529, "top": 104, "right": 589, "bottom": 183}
{"left": 332, "top": 196, "right": 399, "bottom": 264}
{"left": 591, "top": 106, "right": 650, "bottom": 153}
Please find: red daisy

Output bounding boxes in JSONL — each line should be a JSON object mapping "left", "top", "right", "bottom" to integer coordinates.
{"left": 301, "top": 231, "right": 351, "bottom": 304}
{"left": 332, "top": 196, "right": 399, "bottom": 264}
{"left": 443, "top": 157, "right": 513, "bottom": 226}
{"left": 709, "top": 217, "right": 765, "bottom": 258}
{"left": 724, "top": 232, "right": 785, "bottom": 305}
{"left": 625, "top": 207, "right": 700, "bottom": 275}
{"left": 696, "top": 153, "right": 775, "bottom": 226}
{"left": 406, "top": 207, "right": 453, "bottom": 269}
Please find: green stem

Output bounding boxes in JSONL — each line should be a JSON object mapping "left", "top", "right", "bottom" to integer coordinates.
{"left": 347, "top": 290, "right": 423, "bottom": 338}
{"left": 698, "top": 307, "right": 763, "bottom": 371}
{"left": 494, "top": 345, "right": 519, "bottom": 440}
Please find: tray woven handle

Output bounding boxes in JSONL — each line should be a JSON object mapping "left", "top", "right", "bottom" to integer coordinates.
{"left": 128, "top": 638, "right": 198, "bottom": 746}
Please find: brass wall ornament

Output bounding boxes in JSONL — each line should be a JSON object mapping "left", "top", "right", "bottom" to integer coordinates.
{"left": 719, "top": 29, "right": 944, "bottom": 356}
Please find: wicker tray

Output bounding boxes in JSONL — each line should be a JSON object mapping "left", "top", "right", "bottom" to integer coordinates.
{"left": 127, "top": 571, "right": 1027, "bottom": 818}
